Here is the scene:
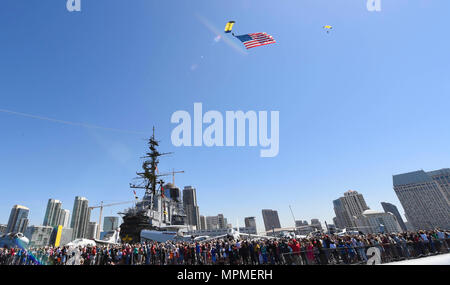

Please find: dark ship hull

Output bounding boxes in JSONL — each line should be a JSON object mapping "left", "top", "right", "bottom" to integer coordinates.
{"left": 118, "top": 129, "right": 187, "bottom": 244}
{"left": 119, "top": 211, "right": 187, "bottom": 243}
{"left": 119, "top": 211, "right": 156, "bottom": 244}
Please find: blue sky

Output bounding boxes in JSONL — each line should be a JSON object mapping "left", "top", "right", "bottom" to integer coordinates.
{"left": 1, "top": 1, "right": 449, "bottom": 233}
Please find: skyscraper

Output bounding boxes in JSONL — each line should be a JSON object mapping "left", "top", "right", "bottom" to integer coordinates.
{"left": 6, "top": 205, "right": 29, "bottom": 233}
{"left": 393, "top": 169, "right": 450, "bottom": 230}
{"left": 183, "top": 186, "right": 200, "bottom": 229}
{"left": 261, "top": 209, "right": 281, "bottom": 232}
{"left": 244, "top": 217, "right": 257, "bottom": 228}
{"left": 59, "top": 209, "right": 70, "bottom": 228}
{"left": 164, "top": 183, "right": 181, "bottom": 202}
{"left": 204, "top": 214, "right": 228, "bottom": 230}
{"left": 381, "top": 202, "right": 407, "bottom": 232}
{"left": 70, "top": 196, "right": 91, "bottom": 239}
{"left": 332, "top": 217, "right": 338, "bottom": 228}
{"left": 427, "top": 168, "right": 450, "bottom": 202}
{"left": 206, "top": 216, "right": 219, "bottom": 230}
{"left": 87, "top": 222, "right": 98, "bottom": 239}
{"left": 103, "top": 216, "right": 119, "bottom": 232}
{"left": 354, "top": 210, "right": 402, "bottom": 234}
{"left": 333, "top": 199, "right": 350, "bottom": 229}
{"left": 217, "top": 214, "right": 227, "bottom": 229}
{"left": 310, "top": 219, "right": 323, "bottom": 231}
{"left": 333, "top": 190, "right": 370, "bottom": 229}
{"left": 199, "top": 215, "right": 207, "bottom": 230}
{"left": 342, "top": 190, "right": 370, "bottom": 216}
{"left": 24, "top": 226, "right": 53, "bottom": 248}
{"left": 43, "top": 199, "right": 62, "bottom": 227}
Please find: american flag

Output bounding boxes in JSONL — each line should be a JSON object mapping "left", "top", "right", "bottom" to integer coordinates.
{"left": 235, "top": 32, "right": 276, "bottom": 49}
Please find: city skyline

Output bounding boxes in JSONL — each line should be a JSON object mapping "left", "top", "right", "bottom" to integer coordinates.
{"left": 1, "top": 1, "right": 450, "bottom": 234}
{"left": 0, "top": 169, "right": 444, "bottom": 234}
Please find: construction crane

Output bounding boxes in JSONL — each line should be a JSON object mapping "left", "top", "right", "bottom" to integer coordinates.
{"left": 289, "top": 205, "right": 296, "bottom": 228}
{"left": 157, "top": 169, "right": 185, "bottom": 185}
{"left": 89, "top": 200, "right": 137, "bottom": 240}
{"left": 170, "top": 169, "right": 184, "bottom": 185}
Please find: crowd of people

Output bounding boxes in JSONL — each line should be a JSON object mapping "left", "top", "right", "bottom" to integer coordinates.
{"left": 1, "top": 229, "right": 448, "bottom": 265}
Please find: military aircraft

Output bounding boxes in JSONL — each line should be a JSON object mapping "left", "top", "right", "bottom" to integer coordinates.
{"left": 65, "top": 228, "right": 122, "bottom": 248}
{"left": 192, "top": 235, "right": 210, "bottom": 242}
{"left": 280, "top": 231, "right": 308, "bottom": 240}
{"left": 201, "top": 228, "right": 276, "bottom": 242}
{"left": 140, "top": 225, "right": 191, "bottom": 243}
{"left": 0, "top": 232, "right": 29, "bottom": 249}
{"left": 93, "top": 228, "right": 122, "bottom": 245}
{"left": 66, "top": 238, "right": 97, "bottom": 248}
{"left": 335, "top": 228, "right": 360, "bottom": 236}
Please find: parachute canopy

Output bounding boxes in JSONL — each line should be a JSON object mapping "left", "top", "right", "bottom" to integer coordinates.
{"left": 224, "top": 21, "right": 235, "bottom": 33}
{"left": 323, "top": 25, "right": 333, "bottom": 33}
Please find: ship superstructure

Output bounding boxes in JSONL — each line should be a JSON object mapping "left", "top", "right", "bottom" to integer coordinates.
{"left": 119, "top": 129, "right": 187, "bottom": 243}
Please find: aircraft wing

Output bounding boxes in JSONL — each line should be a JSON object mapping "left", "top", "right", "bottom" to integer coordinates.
{"left": 93, "top": 239, "right": 119, "bottom": 246}
{"left": 236, "top": 232, "right": 276, "bottom": 240}
{"left": 201, "top": 234, "right": 229, "bottom": 242}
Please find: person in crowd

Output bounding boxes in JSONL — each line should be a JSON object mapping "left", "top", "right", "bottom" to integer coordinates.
{"left": 1, "top": 229, "right": 448, "bottom": 265}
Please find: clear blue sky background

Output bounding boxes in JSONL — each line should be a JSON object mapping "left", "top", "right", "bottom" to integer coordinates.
{"left": 1, "top": 1, "right": 449, "bottom": 233}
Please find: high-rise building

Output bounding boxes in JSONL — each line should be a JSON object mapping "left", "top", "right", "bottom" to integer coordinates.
{"left": 244, "top": 217, "right": 257, "bottom": 228}
{"left": 427, "top": 168, "right": 450, "bottom": 202}
{"left": 310, "top": 219, "right": 323, "bottom": 231}
{"left": 327, "top": 224, "right": 337, "bottom": 234}
{"left": 244, "top": 217, "right": 257, "bottom": 234}
{"left": 6, "top": 205, "right": 29, "bottom": 233}
{"left": 59, "top": 209, "right": 70, "bottom": 228}
{"left": 332, "top": 217, "right": 338, "bottom": 228}
{"left": 206, "top": 216, "right": 219, "bottom": 230}
{"left": 103, "top": 216, "right": 119, "bottom": 232}
{"left": 205, "top": 214, "right": 228, "bottom": 230}
{"left": 333, "top": 190, "right": 370, "bottom": 229}
{"left": 217, "top": 214, "right": 227, "bottom": 229}
{"left": 199, "top": 215, "right": 207, "bottom": 230}
{"left": 43, "top": 199, "right": 70, "bottom": 228}
{"left": 333, "top": 199, "right": 350, "bottom": 229}
{"left": 393, "top": 169, "right": 450, "bottom": 230}
{"left": 342, "top": 190, "right": 370, "bottom": 217}
{"left": 70, "top": 197, "right": 91, "bottom": 239}
{"left": 354, "top": 210, "right": 402, "bottom": 234}
{"left": 25, "top": 226, "right": 54, "bottom": 248}
{"left": 43, "top": 199, "right": 62, "bottom": 227}
{"left": 87, "top": 222, "right": 98, "bottom": 239}
{"left": 261, "top": 209, "right": 281, "bottom": 232}
{"left": 164, "top": 183, "right": 181, "bottom": 202}
{"left": 381, "top": 202, "right": 407, "bottom": 232}
{"left": 294, "top": 220, "right": 313, "bottom": 234}
{"left": 183, "top": 186, "right": 200, "bottom": 229}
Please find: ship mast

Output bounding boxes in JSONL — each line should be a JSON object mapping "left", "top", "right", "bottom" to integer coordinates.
{"left": 130, "top": 127, "right": 172, "bottom": 209}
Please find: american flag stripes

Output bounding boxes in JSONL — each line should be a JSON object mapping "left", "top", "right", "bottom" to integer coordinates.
{"left": 235, "top": 32, "right": 276, "bottom": 49}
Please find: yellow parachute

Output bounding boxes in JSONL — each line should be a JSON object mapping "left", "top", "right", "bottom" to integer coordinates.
{"left": 323, "top": 25, "right": 333, "bottom": 33}
{"left": 224, "top": 21, "right": 235, "bottom": 33}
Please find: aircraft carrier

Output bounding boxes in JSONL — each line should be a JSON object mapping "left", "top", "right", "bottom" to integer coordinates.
{"left": 119, "top": 129, "right": 187, "bottom": 243}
